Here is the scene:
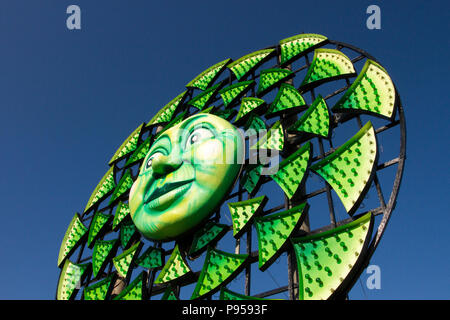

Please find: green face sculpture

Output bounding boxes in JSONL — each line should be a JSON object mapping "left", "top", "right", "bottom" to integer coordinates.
{"left": 129, "top": 114, "right": 244, "bottom": 241}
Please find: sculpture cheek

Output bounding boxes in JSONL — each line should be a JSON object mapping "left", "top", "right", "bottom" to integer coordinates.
{"left": 192, "top": 139, "right": 224, "bottom": 164}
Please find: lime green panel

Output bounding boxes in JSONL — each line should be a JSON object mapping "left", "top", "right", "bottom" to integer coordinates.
{"left": 271, "top": 142, "right": 312, "bottom": 199}
{"left": 84, "top": 167, "right": 116, "bottom": 213}
{"left": 267, "top": 83, "right": 306, "bottom": 116}
{"left": 87, "top": 212, "right": 112, "bottom": 247}
{"left": 112, "top": 242, "right": 141, "bottom": 278}
{"left": 83, "top": 274, "right": 115, "bottom": 300}
{"left": 112, "top": 201, "right": 130, "bottom": 231}
{"left": 161, "top": 287, "right": 178, "bottom": 300}
{"left": 227, "top": 49, "right": 275, "bottom": 80}
{"left": 311, "top": 121, "right": 377, "bottom": 215}
{"left": 108, "top": 124, "right": 143, "bottom": 165}
{"left": 125, "top": 136, "right": 151, "bottom": 167}
{"left": 154, "top": 244, "right": 192, "bottom": 284}
{"left": 109, "top": 169, "right": 134, "bottom": 204}
{"left": 58, "top": 213, "right": 87, "bottom": 267}
{"left": 219, "top": 80, "right": 254, "bottom": 107}
{"left": 189, "top": 222, "right": 229, "bottom": 256}
{"left": 289, "top": 94, "right": 330, "bottom": 138}
{"left": 255, "top": 203, "right": 307, "bottom": 271}
{"left": 257, "top": 68, "right": 293, "bottom": 96}
{"left": 280, "top": 33, "right": 328, "bottom": 65}
{"left": 186, "top": 58, "right": 230, "bottom": 90}
{"left": 291, "top": 213, "right": 373, "bottom": 300}
{"left": 113, "top": 271, "right": 146, "bottom": 300}
{"left": 234, "top": 97, "right": 265, "bottom": 123}
{"left": 250, "top": 120, "right": 284, "bottom": 151}
{"left": 57, "top": 260, "right": 90, "bottom": 300}
{"left": 187, "top": 83, "right": 221, "bottom": 110}
{"left": 92, "top": 239, "right": 118, "bottom": 277}
{"left": 332, "top": 59, "right": 396, "bottom": 119}
{"left": 240, "top": 164, "right": 263, "bottom": 194}
{"left": 227, "top": 195, "right": 268, "bottom": 238}
{"left": 120, "top": 220, "right": 137, "bottom": 249}
{"left": 191, "top": 248, "right": 249, "bottom": 299}
{"left": 301, "top": 49, "right": 355, "bottom": 88}
{"left": 135, "top": 247, "right": 163, "bottom": 269}
{"left": 219, "top": 287, "right": 273, "bottom": 300}
{"left": 146, "top": 91, "right": 187, "bottom": 127}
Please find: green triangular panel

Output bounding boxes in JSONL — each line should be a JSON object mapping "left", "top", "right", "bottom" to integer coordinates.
{"left": 300, "top": 49, "right": 355, "bottom": 88}
{"left": 234, "top": 97, "right": 265, "bottom": 123}
{"left": 250, "top": 120, "right": 284, "bottom": 151}
{"left": 57, "top": 260, "right": 90, "bottom": 300}
{"left": 219, "top": 287, "right": 272, "bottom": 300}
{"left": 255, "top": 203, "right": 307, "bottom": 271}
{"left": 92, "top": 239, "right": 118, "bottom": 277}
{"left": 113, "top": 271, "right": 146, "bottom": 300}
{"left": 267, "top": 83, "right": 306, "bottom": 116}
{"left": 191, "top": 248, "right": 249, "bottom": 299}
{"left": 271, "top": 142, "right": 312, "bottom": 199}
{"left": 154, "top": 244, "right": 192, "bottom": 284}
{"left": 189, "top": 222, "right": 229, "bottom": 256}
{"left": 112, "top": 201, "right": 130, "bottom": 231}
{"left": 244, "top": 115, "right": 266, "bottom": 133}
{"left": 135, "top": 247, "right": 163, "bottom": 269}
{"left": 83, "top": 274, "right": 115, "bottom": 300}
{"left": 112, "top": 242, "right": 141, "bottom": 278}
{"left": 125, "top": 136, "right": 152, "bottom": 167}
{"left": 58, "top": 213, "right": 88, "bottom": 267}
{"left": 146, "top": 91, "right": 187, "bottom": 127}
{"left": 109, "top": 170, "right": 134, "bottom": 204}
{"left": 187, "top": 83, "right": 221, "bottom": 110}
{"left": 257, "top": 68, "right": 293, "bottom": 96}
{"left": 280, "top": 33, "right": 328, "bottom": 65}
{"left": 219, "top": 80, "right": 254, "bottom": 107}
{"left": 186, "top": 58, "right": 230, "bottom": 90}
{"left": 332, "top": 59, "right": 396, "bottom": 119}
{"left": 291, "top": 213, "right": 373, "bottom": 300}
{"left": 289, "top": 95, "right": 330, "bottom": 138}
{"left": 240, "top": 164, "right": 263, "bottom": 194}
{"left": 108, "top": 124, "right": 143, "bottom": 165}
{"left": 154, "top": 110, "right": 187, "bottom": 139}
{"left": 227, "top": 49, "right": 275, "bottom": 80}
{"left": 120, "top": 220, "right": 137, "bottom": 249}
{"left": 84, "top": 167, "right": 116, "bottom": 213}
{"left": 311, "top": 121, "right": 377, "bottom": 215}
{"left": 161, "top": 287, "right": 178, "bottom": 300}
{"left": 87, "top": 212, "right": 112, "bottom": 247}
{"left": 227, "top": 195, "right": 268, "bottom": 238}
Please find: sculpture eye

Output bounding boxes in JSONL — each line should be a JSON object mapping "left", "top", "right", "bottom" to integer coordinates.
{"left": 186, "top": 127, "right": 214, "bottom": 148}
{"left": 145, "top": 152, "right": 163, "bottom": 170}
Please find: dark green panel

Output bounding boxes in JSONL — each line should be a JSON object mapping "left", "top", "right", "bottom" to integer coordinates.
{"left": 135, "top": 246, "right": 163, "bottom": 269}
{"left": 257, "top": 68, "right": 293, "bottom": 96}
{"left": 57, "top": 260, "right": 90, "bottom": 300}
{"left": 161, "top": 287, "right": 178, "bottom": 300}
{"left": 279, "top": 33, "right": 328, "bottom": 65}
{"left": 187, "top": 83, "right": 222, "bottom": 110}
{"left": 332, "top": 59, "right": 396, "bottom": 119}
{"left": 58, "top": 213, "right": 87, "bottom": 267}
{"left": 113, "top": 271, "right": 147, "bottom": 300}
{"left": 186, "top": 58, "right": 230, "bottom": 90}
{"left": 125, "top": 136, "right": 152, "bottom": 167}
{"left": 87, "top": 212, "right": 112, "bottom": 247}
{"left": 84, "top": 167, "right": 116, "bottom": 213}
{"left": 255, "top": 203, "right": 308, "bottom": 271}
{"left": 300, "top": 49, "right": 355, "bottom": 90}
{"left": 83, "top": 274, "right": 115, "bottom": 301}
{"left": 291, "top": 213, "right": 373, "bottom": 300}
{"left": 267, "top": 83, "right": 306, "bottom": 117}
{"left": 191, "top": 248, "right": 249, "bottom": 299}
{"left": 271, "top": 142, "right": 312, "bottom": 199}
{"left": 189, "top": 222, "right": 229, "bottom": 256}
{"left": 154, "top": 244, "right": 192, "bottom": 284}
{"left": 146, "top": 91, "right": 187, "bottom": 127}
{"left": 289, "top": 94, "right": 330, "bottom": 138}
{"left": 219, "top": 80, "right": 254, "bottom": 107}
{"left": 227, "top": 195, "right": 268, "bottom": 238}
{"left": 92, "top": 239, "right": 118, "bottom": 277}
{"left": 108, "top": 124, "right": 143, "bottom": 165}
{"left": 112, "top": 201, "right": 130, "bottom": 231}
{"left": 240, "top": 164, "right": 263, "bottom": 195}
{"left": 227, "top": 49, "right": 275, "bottom": 80}
{"left": 120, "top": 220, "right": 137, "bottom": 249}
{"left": 109, "top": 169, "right": 134, "bottom": 204}
{"left": 112, "top": 242, "right": 142, "bottom": 279}
{"left": 310, "top": 121, "right": 377, "bottom": 215}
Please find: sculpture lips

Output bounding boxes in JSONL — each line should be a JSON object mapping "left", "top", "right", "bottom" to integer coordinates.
{"left": 145, "top": 179, "right": 194, "bottom": 205}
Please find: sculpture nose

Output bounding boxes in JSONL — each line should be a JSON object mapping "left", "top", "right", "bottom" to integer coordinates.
{"left": 152, "top": 153, "right": 182, "bottom": 178}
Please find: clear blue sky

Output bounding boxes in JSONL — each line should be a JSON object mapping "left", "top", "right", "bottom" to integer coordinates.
{"left": 0, "top": 0, "right": 448, "bottom": 299}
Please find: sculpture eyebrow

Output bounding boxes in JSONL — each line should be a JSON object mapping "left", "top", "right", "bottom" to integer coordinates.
{"left": 179, "top": 114, "right": 208, "bottom": 130}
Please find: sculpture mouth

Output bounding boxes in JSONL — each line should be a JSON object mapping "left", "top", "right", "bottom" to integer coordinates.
{"left": 144, "top": 179, "right": 194, "bottom": 210}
